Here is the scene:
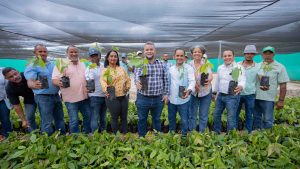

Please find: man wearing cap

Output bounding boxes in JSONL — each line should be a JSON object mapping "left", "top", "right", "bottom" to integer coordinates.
{"left": 253, "top": 46, "right": 289, "bottom": 130}
{"left": 24, "top": 44, "right": 66, "bottom": 136}
{"left": 85, "top": 47, "right": 107, "bottom": 133}
{"left": 120, "top": 53, "right": 133, "bottom": 75}
{"left": 135, "top": 41, "right": 169, "bottom": 137}
{"left": 236, "top": 45, "right": 259, "bottom": 133}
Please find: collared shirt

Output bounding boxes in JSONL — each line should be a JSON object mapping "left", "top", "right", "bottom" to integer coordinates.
{"left": 0, "top": 67, "right": 8, "bottom": 101}
{"left": 256, "top": 60, "right": 289, "bottom": 101}
{"left": 100, "top": 66, "right": 131, "bottom": 97}
{"left": 52, "top": 62, "right": 88, "bottom": 103}
{"left": 238, "top": 61, "right": 259, "bottom": 95}
{"left": 134, "top": 59, "right": 169, "bottom": 96}
{"left": 189, "top": 59, "right": 212, "bottom": 97}
{"left": 85, "top": 65, "right": 105, "bottom": 97}
{"left": 24, "top": 60, "right": 60, "bottom": 95}
{"left": 214, "top": 62, "right": 246, "bottom": 94}
{"left": 168, "top": 64, "right": 195, "bottom": 105}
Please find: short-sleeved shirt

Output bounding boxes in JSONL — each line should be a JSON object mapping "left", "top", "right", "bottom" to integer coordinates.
{"left": 85, "top": 65, "right": 106, "bottom": 97}
{"left": 238, "top": 61, "right": 260, "bottom": 95}
{"left": 24, "top": 60, "right": 59, "bottom": 95}
{"left": 6, "top": 73, "right": 35, "bottom": 105}
{"left": 256, "top": 60, "right": 289, "bottom": 101}
{"left": 52, "top": 61, "right": 88, "bottom": 103}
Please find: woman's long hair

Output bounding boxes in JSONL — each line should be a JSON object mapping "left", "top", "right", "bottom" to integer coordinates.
{"left": 104, "top": 50, "right": 120, "bottom": 68}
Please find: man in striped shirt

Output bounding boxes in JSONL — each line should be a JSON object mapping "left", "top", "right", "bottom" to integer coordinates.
{"left": 134, "top": 41, "right": 169, "bottom": 137}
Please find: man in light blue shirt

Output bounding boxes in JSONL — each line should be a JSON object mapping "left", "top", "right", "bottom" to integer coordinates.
{"left": 24, "top": 44, "right": 65, "bottom": 135}
{"left": 253, "top": 46, "right": 289, "bottom": 130}
{"left": 120, "top": 53, "right": 133, "bottom": 76}
{"left": 162, "top": 53, "right": 173, "bottom": 71}
{"left": 168, "top": 48, "right": 195, "bottom": 136}
{"left": 236, "top": 45, "right": 259, "bottom": 133}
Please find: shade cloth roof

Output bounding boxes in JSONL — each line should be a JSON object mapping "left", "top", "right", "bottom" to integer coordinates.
{"left": 0, "top": 0, "right": 299, "bottom": 59}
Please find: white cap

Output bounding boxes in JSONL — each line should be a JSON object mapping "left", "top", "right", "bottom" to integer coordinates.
{"left": 136, "top": 51, "right": 142, "bottom": 55}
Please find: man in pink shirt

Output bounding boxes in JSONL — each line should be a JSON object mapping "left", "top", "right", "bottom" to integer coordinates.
{"left": 52, "top": 45, "right": 91, "bottom": 134}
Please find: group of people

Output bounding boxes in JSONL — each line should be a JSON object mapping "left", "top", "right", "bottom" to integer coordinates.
{"left": 0, "top": 41, "right": 289, "bottom": 139}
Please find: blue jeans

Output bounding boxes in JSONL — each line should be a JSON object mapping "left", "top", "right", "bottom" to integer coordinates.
{"left": 89, "top": 96, "right": 107, "bottom": 133}
{"left": 236, "top": 94, "right": 255, "bottom": 133}
{"left": 253, "top": 99, "right": 274, "bottom": 130}
{"left": 189, "top": 92, "right": 212, "bottom": 132}
{"left": 0, "top": 100, "right": 12, "bottom": 137}
{"left": 168, "top": 102, "right": 189, "bottom": 135}
{"left": 35, "top": 94, "right": 66, "bottom": 135}
{"left": 24, "top": 103, "right": 37, "bottom": 132}
{"left": 213, "top": 94, "right": 240, "bottom": 133}
{"left": 136, "top": 93, "right": 163, "bottom": 137}
{"left": 65, "top": 99, "right": 91, "bottom": 134}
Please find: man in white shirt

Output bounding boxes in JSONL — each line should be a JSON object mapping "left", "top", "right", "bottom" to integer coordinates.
{"left": 85, "top": 47, "right": 107, "bottom": 133}
{"left": 168, "top": 48, "right": 195, "bottom": 136}
{"left": 213, "top": 49, "right": 246, "bottom": 134}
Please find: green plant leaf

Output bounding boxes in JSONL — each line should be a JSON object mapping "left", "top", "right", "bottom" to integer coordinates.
{"left": 7, "top": 150, "right": 26, "bottom": 160}
{"left": 112, "top": 46, "right": 119, "bottom": 52}
{"left": 88, "top": 63, "right": 97, "bottom": 69}
{"left": 30, "top": 134, "right": 37, "bottom": 143}
{"left": 100, "top": 161, "right": 110, "bottom": 167}
{"left": 231, "top": 67, "right": 241, "bottom": 81}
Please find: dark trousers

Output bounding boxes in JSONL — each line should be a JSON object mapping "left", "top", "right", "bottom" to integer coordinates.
{"left": 106, "top": 96, "right": 128, "bottom": 134}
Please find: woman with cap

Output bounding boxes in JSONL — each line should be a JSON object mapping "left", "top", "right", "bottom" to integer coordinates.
{"left": 188, "top": 45, "right": 213, "bottom": 132}
{"left": 100, "top": 50, "right": 131, "bottom": 134}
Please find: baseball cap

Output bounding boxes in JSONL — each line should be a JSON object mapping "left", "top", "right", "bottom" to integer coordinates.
{"left": 88, "top": 47, "right": 100, "bottom": 56}
{"left": 121, "top": 53, "right": 127, "bottom": 58}
{"left": 136, "top": 51, "right": 142, "bottom": 55}
{"left": 262, "top": 46, "right": 275, "bottom": 53}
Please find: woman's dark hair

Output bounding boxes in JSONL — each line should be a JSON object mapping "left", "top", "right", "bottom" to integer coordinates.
{"left": 104, "top": 50, "right": 120, "bottom": 68}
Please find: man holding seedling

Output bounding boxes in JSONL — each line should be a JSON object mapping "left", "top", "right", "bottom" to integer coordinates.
{"left": 85, "top": 47, "right": 107, "bottom": 133}
{"left": 253, "top": 46, "right": 289, "bottom": 130}
{"left": 3, "top": 67, "right": 36, "bottom": 132}
{"left": 53, "top": 45, "right": 91, "bottom": 134}
{"left": 25, "top": 44, "right": 66, "bottom": 136}
{"left": 236, "top": 45, "right": 260, "bottom": 133}
{"left": 168, "top": 48, "right": 195, "bottom": 136}
{"left": 213, "top": 49, "right": 246, "bottom": 134}
{"left": 135, "top": 41, "right": 169, "bottom": 137}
